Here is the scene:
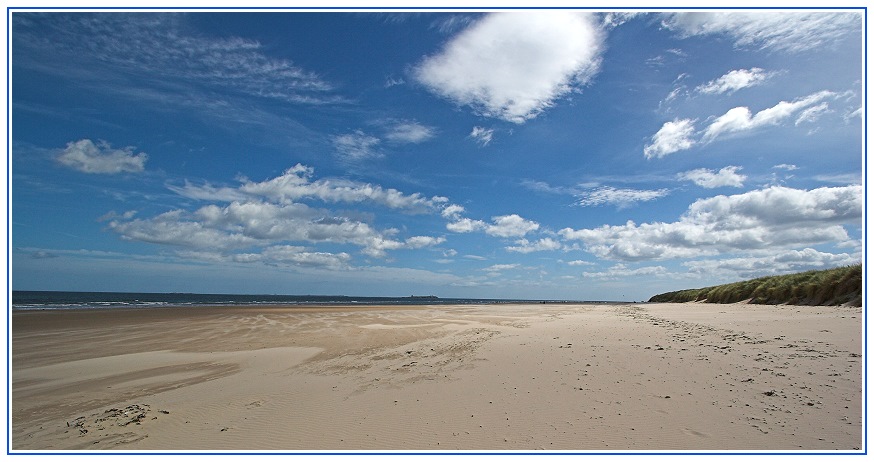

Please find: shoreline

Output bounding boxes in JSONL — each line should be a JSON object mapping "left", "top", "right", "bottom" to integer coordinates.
{"left": 11, "top": 291, "right": 631, "bottom": 313}
{"left": 10, "top": 299, "right": 618, "bottom": 313}
{"left": 11, "top": 302, "right": 863, "bottom": 451}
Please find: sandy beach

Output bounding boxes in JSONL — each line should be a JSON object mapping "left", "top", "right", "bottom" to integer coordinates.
{"left": 10, "top": 302, "right": 863, "bottom": 452}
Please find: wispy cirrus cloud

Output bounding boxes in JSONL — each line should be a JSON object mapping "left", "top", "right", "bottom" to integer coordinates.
{"left": 575, "top": 186, "right": 670, "bottom": 209}
{"left": 795, "top": 103, "right": 831, "bottom": 126}
{"left": 469, "top": 126, "right": 495, "bottom": 146}
{"left": 429, "top": 14, "right": 479, "bottom": 35}
{"left": 520, "top": 179, "right": 579, "bottom": 196}
{"left": 333, "top": 120, "right": 436, "bottom": 162}
{"left": 522, "top": 178, "right": 673, "bottom": 209}
{"left": 661, "top": 11, "right": 862, "bottom": 53}
{"left": 600, "top": 12, "right": 644, "bottom": 29}
{"left": 333, "top": 130, "right": 382, "bottom": 161}
{"left": 165, "top": 180, "right": 249, "bottom": 202}
{"left": 695, "top": 67, "right": 775, "bottom": 95}
{"left": 383, "top": 121, "right": 435, "bottom": 144}
{"left": 414, "top": 12, "right": 604, "bottom": 123}
{"left": 483, "top": 263, "right": 520, "bottom": 272}
{"left": 773, "top": 164, "right": 799, "bottom": 171}
{"left": 13, "top": 13, "right": 341, "bottom": 105}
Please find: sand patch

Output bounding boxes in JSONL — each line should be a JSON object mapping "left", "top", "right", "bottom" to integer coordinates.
{"left": 11, "top": 303, "right": 863, "bottom": 451}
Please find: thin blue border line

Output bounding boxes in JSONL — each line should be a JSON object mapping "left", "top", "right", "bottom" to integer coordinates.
{"left": 4, "top": 6, "right": 869, "bottom": 457}
{"left": 2, "top": 5, "right": 869, "bottom": 10}
{"left": 6, "top": 5, "right": 11, "bottom": 457}
{"left": 862, "top": 8, "right": 868, "bottom": 453}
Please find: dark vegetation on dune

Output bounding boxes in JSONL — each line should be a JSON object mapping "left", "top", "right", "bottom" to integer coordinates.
{"left": 648, "top": 264, "right": 862, "bottom": 307}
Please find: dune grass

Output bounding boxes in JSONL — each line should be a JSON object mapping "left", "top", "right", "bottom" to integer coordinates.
{"left": 648, "top": 264, "right": 862, "bottom": 306}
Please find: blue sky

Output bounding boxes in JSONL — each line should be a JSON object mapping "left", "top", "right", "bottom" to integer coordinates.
{"left": 10, "top": 9, "right": 865, "bottom": 300}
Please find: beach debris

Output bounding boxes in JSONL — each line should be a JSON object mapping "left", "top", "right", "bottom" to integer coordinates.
{"left": 63, "top": 404, "right": 158, "bottom": 440}
{"left": 67, "top": 417, "right": 88, "bottom": 435}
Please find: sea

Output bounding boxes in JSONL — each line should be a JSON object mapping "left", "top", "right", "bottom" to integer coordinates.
{"left": 10, "top": 291, "right": 609, "bottom": 311}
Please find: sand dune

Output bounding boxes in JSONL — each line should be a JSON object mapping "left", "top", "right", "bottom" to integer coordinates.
{"left": 10, "top": 303, "right": 863, "bottom": 452}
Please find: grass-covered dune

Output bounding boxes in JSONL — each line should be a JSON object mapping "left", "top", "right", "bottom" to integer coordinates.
{"left": 648, "top": 264, "right": 863, "bottom": 306}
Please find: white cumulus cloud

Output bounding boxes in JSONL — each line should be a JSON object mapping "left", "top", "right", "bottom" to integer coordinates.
{"left": 684, "top": 248, "right": 860, "bottom": 280}
{"left": 414, "top": 12, "right": 604, "bottom": 123}
{"left": 260, "top": 246, "right": 352, "bottom": 269}
{"left": 567, "top": 260, "right": 595, "bottom": 266}
{"left": 441, "top": 204, "right": 466, "bottom": 220}
{"left": 560, "top": 185, "right": 862, "bottom": 262}
{"left": 446, "top": 217, "right": 487, "bottom": 234}
{"left": 110, "top": 200, "right": 443, "bottom": 261}
{"left": 175, "top": 246, "right": 354, "bottom": 270}
{"left": 361, "top": 235, "right": 446, "bottom": 258}
{"left": 56, "top": 139, "right": 147, "bottom": 174}
{"left": 506, "top": 237, "right": 563, "bottom": 253}
{"left": 583, "top": 264, "right": 669, "bottom": 280}
{"left": 702, "top": 91, "right": 837, "bottom": 142}
{"left": 648, "top": 90, "right": 849, "bottom": 157}
{"left": 445, "top": 213, "right": 540, "bottom": 238}
{"left": 109, "top": 164, "right": 450, "bottom": 263}
{"left": 233, "top": 164, "right": 442, "bottom": 214}
{"left": 486, "top": 214, "right": 540, "bottom": 238}
{"left": 644, "top": 119, "right": 696, "bottom": 159}
{"left": 677, "top": 166, "right": 746, "bottom": 188}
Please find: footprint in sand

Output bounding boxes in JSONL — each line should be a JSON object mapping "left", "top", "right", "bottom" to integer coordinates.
{"left": 246, "top": 400, "right": 265, "bottom": 409}
{"left": 682, "top": 427, "right": 710, "bottom": 438}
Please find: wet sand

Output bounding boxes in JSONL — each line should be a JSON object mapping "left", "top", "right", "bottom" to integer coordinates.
{"left": 10, "top": 302, "right": 864, "bottom": 452}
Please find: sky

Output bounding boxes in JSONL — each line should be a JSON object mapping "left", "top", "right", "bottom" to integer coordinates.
{"left": 9, "top": 8, "right": 865, "bottom": 301}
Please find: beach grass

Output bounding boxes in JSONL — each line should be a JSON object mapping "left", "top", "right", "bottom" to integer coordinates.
{"left": 648, "top": 264, "right": 862, "bottom": 306}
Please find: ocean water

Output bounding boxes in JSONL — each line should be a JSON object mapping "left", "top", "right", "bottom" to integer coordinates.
{"left": 10, "top": 291, "right": 599, "bottom": 311}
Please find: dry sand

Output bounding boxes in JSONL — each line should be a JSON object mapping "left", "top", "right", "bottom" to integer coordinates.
{"left": 10, "top": 302, "right": 864, "bottom": 452}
